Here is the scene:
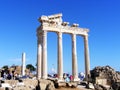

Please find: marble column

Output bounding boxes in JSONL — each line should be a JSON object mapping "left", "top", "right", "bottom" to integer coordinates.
{"left": 42, "top": 31, "right": 48, "bottom": 79}
{"left": 22, "top": 52, "right": 26, "bottom": 76}
{"left": 37, "top": 35, "right": 42, "bottom": 79}
{"left": 72, "top": 34, "right": 79, "bottom": 81}
{"left": 57, "top": 32, "right": 63, "bottom": 81}
{"left": 84, "top": 35, "right": 90, "bottom": 81}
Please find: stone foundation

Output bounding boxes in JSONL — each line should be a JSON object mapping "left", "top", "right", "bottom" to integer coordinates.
{"left": 0, "top": 79, "right": 55, "bottom": 90}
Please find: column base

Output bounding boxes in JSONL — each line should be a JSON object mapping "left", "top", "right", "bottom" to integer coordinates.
{"left": 57, "top": 79, "right": 64, "bottom": 82}
{"left": 73, "top": 78, "right": 80, "bottom": 82}
{"left": 42, "top": 76, "right": 48, "bottom": 79}
{"left": 37, "top": 76, "right": 41, "bottom": 79}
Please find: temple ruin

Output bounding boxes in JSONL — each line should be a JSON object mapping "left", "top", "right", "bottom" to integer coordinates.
{"left": 36, "top": 13, "right": 90, "bottom": 82}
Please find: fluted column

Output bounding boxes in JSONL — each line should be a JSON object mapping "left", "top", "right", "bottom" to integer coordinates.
{"left": 42, "top": 31, "right": 48, "bottom": 79}
{"left": 72, "top": 34, "right": 79, "bottom": 81}
{"left": 84, "top": 35, "right": 90, "bottom": 81}
{"left": 37, "top": 35, "right": 42, "bottom": 79}
{"left": 57, "top": 32, "right": 63, "bottom": 81}
{"left": 22, "top": 52, "right": 26, "bottom": 76}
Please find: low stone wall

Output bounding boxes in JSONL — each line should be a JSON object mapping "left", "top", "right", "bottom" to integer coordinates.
{"left": 1, "top": 79, "right": 55, "bottom": 90}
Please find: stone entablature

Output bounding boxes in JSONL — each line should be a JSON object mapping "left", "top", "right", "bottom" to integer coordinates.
{"left": 38, "top": 13, "right": 89, "bottom": 36}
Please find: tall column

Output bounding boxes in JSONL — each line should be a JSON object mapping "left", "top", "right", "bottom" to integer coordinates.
{"left": 72, "top": 34, "right": 79, "bottom": 81}
{"left": 42, "top": 31, "right": 48, "bottom": 79}
{"left": 37, "top": 34, "right": 42, "bottom": 79}
{"left": 22, "top": 52, "right": 26, "bottom": 76}
{"left": 84, "top": 35, "right": 90, "bottom": 81}
{"left": 57, "top": 32, "right": 63, "bottom": 81}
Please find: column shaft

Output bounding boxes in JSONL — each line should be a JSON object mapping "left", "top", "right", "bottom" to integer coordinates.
{"left": 42, "top": 31, "right": 47, "bottom": 79}
{"left": 37, "top": 35, "right": 42, "bottom": 79}
{"left": 72, "top": 34, "right": 78, "bottom": 81}
{"left": 22, "top": 52, "right": 26, "bottom": 76}
{"left": 57, "top": 32, "right": 63, "bottom": 81}
{"left": 84, "top": 35, "right": 90, "bottom": 81}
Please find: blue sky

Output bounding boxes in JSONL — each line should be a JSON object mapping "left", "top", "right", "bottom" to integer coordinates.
{"left": 0, "top": 0, "right": 120, "bottom": 73}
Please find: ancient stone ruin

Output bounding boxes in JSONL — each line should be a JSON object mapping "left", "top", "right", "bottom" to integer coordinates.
{"left": 37, "top": 13, "right": 91, "bottom": 82}
{"left": 90, "top": 65, "right": 120, "bottom": 90}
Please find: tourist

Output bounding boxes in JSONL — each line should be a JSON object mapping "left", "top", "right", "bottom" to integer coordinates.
{"left": 12, "top": 71, "right": 15, "bottom": 79}
{"left": 1, "top": 70, "right": 4, "bottom": 78}
{"left": 7, "top": 74, "right": 11, "bottom": 80}
{"left": 63, "top": 73, "right": 67, "bottom": 80}
{"left": 65, "top": 76, "right": 70, "bottom": 82}
{"left": 69, "top": 75, "right": 73, "bottom": 81}
{"left": 79, "top": 72, "right": 85, "bottom": 80}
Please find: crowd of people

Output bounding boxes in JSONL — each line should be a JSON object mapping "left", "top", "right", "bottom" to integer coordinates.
{"left": 0, "top": 68, "right": 85, "bottom": 82}
{"left": 0, "top": 69, "right": 21, "bottom": 80}
{"left": 63, "top": 72, "right": 85, "bottom": 82}
{"left": 49, "top": 72, "right": 85, "bottom": 82}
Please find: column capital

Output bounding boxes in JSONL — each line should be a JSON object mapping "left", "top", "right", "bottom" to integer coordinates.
{"left": 71, "top": 34, "right": 76, "bottom": 41}
{"left": 42, "top": 31, "right": 47, "bottom": 36}
{"left": 57, "top": 32, "right": 62, "bottom": 35}
{"left": 83, "top": 34, "right": 89, "bottom": 39}
{"left": 71, "top": 33, "right": 76, "bottom": 36}
{"left": 57, "top": 32, "right": 62, "bottom": 39}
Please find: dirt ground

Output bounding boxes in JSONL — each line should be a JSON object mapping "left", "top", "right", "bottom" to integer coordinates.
{"left": 55, "top": 86, "right": 92, "bottom": 90}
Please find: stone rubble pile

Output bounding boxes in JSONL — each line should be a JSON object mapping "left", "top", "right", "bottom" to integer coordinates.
{"left": 90, "top": 65, "right": 120, "bottom": 90}
{"left": 91, "top": 65, "right": 120, "bottom": 83}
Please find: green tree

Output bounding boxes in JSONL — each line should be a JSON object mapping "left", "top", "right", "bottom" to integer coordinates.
{"left": 2, "top": 65, "right": 8, "bottom": 70}
{"left": 26, "top": 64, "right": 36, "bottom": 72}
{"left": 2, "top": 65, "right": 9, "bottom": 74}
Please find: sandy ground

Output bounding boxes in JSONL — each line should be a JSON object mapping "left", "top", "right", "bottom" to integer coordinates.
{"left": 55, "top": 85, "right": 92, "bottom": 90}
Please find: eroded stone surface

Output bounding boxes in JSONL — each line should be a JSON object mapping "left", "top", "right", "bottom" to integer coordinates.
{"left": 90, "top": 66, "right": 120, "bottom": 89}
